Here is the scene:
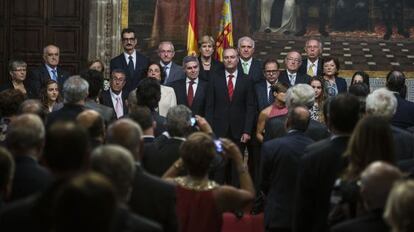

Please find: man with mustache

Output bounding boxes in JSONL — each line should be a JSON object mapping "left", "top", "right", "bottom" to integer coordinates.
{"left": 110, "top": 28, "right": 150, "bottom": 95}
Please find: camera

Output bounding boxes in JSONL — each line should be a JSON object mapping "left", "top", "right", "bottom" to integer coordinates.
{"left": 190, "top": 117, "right": 197, "bottom": 127}
{"left": 214, "top": 139, "right": 223, "bottom": 153}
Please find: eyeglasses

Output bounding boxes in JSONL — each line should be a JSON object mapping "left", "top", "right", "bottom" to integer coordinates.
{"left": 264, "top": 70, "right": 279, "bottom": 74}
{"left": 159, "top": 50, "right": 174, "bottom": 54}
{"left": 13, "top": 68, "right": 26, "bottom": 72}
{"left": 111, "top": 78, "right": 125, "bottom": 83}
{"left": 122, "top": 38, "right": 136, "bottom": 42}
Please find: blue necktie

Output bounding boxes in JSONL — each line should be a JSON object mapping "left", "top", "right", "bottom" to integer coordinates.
{"left": 51, "top": 69, "right": 57, "bottom": 81}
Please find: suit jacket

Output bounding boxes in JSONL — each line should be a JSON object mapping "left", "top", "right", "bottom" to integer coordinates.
{"left": 264, "top": 116, "right": 330, "bottom": 142}
{"left": 330, "top": 209, "right": 389, "bottom": 232}
{"left": 391, "top": 94, "right": 414, "bottom": 130}
{"left": 110, "top": 51, "right": 149, "bottom": 94}
{"left": 100, "top": 90, "right": 129, "bottom": 118}
{"left": 26, "top": 64, "right": 70, "bottom": 99}
{"left": 169, "top": 78, "right": 208, "bottom": 116}
{"left": 158, "top": 85, "right": 177, "bottom": 117}
{"left": 163, "top": 62, "right": 185, "bottom": 84}
{"left": 0, "top": 79, "right": 35, "bottom": 99}
{"left": 392, "top": 125, "right": 414, "bottom": 161}
{"left": 205, "top": 70, "right": 257, "bottom": 139}
{"left": 335, "top": 77, "right": 348, "bottom": 94}
{"left": 254, "top": 80, "right": 272, "bottom": 112}
{"left": 143, "top": 137, "right": 183, "bottom": 177}
{"left": 11, "top": 156, "right": 52, "bottom": 202}
{"left": 46, "top": 103, "right": 85, "bottom": 128}
{"left": 238, "top": 58, "right": 264, "bottom": 84}
{"left": 279, "top": 70, "right": 311, "bottom": 87}
{"left": 112, "top": 206, "right": 163, "bottom": 232}
{"left": 198, "top": 58, "right": 224, "bottom": 82}
{"left": 298, "top": 58, "right": 324, "bottom": 77}
{"left": 128, "top": 164, "right": 178, "bottom": 232}
{"left": 85, "top": 99, "right": 116, "bottom": 124}
{"left": 293, "top": 136, "right": 350, "bottom": 232}
{"left": 260, "top": 131, "right": 314, "bottom": 229}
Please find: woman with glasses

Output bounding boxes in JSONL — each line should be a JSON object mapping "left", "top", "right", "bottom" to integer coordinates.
{"left": 0, "top": 59, "right": 33, "bottom": 98}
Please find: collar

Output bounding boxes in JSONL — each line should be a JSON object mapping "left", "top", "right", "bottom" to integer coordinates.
{"left": 170, "top": 136, "right": 186, "bottom": 141}
{"left": 241, "top": 58, "right": 252, "bottom": 66}
{"left": 109, "top": 88, "right": 122, "bottom": 98}
{"left": 307, "top": 58, "right": 318, "bottom": 66}
{"left": 124, "top": 50, "right": 136, "bottom": 60}
{"left": 160, "top": 61, "right": 172, "bottom": 69}
{"left": 142, "top": 135, "right": 155, "bottom": 139}
{"left": 45, "top": 64, "right": 57, "bottom": 72}
{"left": 187, "top": 77, "right": 198, "bottom": 84}
{"left": 266, "top": 80, "right": 274, "bottom": 89}
{"left": 286, "top": 70, "right": 297, "bottom": 77}
{"left": 225, "top": 70, "right": 238, "bottom": 78}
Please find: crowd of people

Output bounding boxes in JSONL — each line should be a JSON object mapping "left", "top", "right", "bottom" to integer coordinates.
{"left": 0, "top": 28, "right": 414, "bottom": 232}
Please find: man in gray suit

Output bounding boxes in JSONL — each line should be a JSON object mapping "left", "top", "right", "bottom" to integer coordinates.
{"left": 158, "top": 41, "right": 185, "bottom": 84}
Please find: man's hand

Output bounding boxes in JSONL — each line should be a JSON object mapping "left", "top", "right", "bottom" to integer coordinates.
{"left": 240, "top": 133, "right": 251, "bottom": 143}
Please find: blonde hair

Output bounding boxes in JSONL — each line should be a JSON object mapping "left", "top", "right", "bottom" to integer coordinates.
{"left": 384, "top": 180, "right": 414, "bottom": 232}
{"left": 198, "top": 35, "right": 215, "bottom": 47}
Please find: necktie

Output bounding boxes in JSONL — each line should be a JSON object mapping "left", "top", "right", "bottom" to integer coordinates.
{"left": 115, "top": 97, "right": 123, "bottom": 118}
{"left": 227, "top": 74, "right": 234, "bottom": 101}
{"left": 187, "top": 80, "right": 195, "bottom": 107}
{"left": 163, "top": 66, "right": 170, "bottom": 83}
{"left": 242, "top": 62, "right": 249, "bottom": 74}
{"left": 307, "top": 63, "right": 315, "bottom": 77}
{"left": 289, "top": 74, "right": 295, "bottom": 86}
{"left": 51, "top": 69, "right": 57, "bottom": 81}
{"left": 128, "top": 56, "right": 134, "bottom": 77}
{"left": 268, "top": 86, "right": 274, "bottom": 104}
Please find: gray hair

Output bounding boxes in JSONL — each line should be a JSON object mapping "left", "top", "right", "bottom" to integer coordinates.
{"left": 182, "top": 55, "right": 199, "bottom": 67}
{"left": 158, "top": 41, "right": 175, "bottom": 52}
{"left": 63, "top": 76, "right": 89, "bottom": 104}
{"left": 237, "top": 36, "right": 255, "bottom": 49}
{"left": 166, "top": 105, "right": 192, "bottom": 137}
{"left": 365, "top": 88, "right": 397, "bottom": 120}
{"left": 8, "top": 59, "right": 27, "bottom": 72}
{"left": 6, "top": 114, "right": 45, "bottom": 151}
{"left": 91, "top": 144, "right": 136, "bottom": 203}
{"left": 43, "top": 44, "right": 59, "bottom": 56}
{"left": 285, "top": 84, "right": 315, "bottom": 109}
{"left": 305, "top": 38, "right": 323, "bottom": 50}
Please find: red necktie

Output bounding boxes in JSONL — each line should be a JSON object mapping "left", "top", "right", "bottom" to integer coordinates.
{"left": 187, "top": 80, "right": 195, "bottom": 106}
{"left": 227, "top": 74, "right": 234, "bottom": 101}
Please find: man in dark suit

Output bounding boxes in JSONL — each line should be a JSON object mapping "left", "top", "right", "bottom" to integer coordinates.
{"left": 46, "top": 76, "right": 87, "bottom": 128}
{"left": 105, "top": 118, "right": 178, "bottom": 232}
{"left": 255, "top": 58, "right": 280, "bottom": 112}
{"left": 365, "top": 88, "right": 414, "bottom": 162}
{"left": 0, "top": 148, "right": 13, "bottom": 209}
{"left": 295, "top": 0, "right": 330, "bottom": 37}
{"left": 298, "top": 39, "right": 324, "bottom": 77}
{"left": 169, "top": 56, "right": 208, "bottom": 116}
{"left": 5, "top": 114, "right": 52, "bottom": 202}
{"left": 26, "top": 44, "right": 70, "bottom": 98}
{"left": 101, "top": 69, "right": 129, "bottom": 119}
{"left": 386, "top": 70, "right": 414, "bottom": 130}
{"left": 110, "top": 28, "right": 149, "bottom": 94}
{"left": 260, "top": 106, "right": 314, "bottom": 232}
{"left": 264, "top": 84, "right": 330, "bottom": 142}
{"left": 293, "top": 94, "right": 361, "bottom": 232}
{"left": 279, "top": 51, "right": 311, "bottom": 87}
{"left": 205, "top": 47, "right": 256, "bottom": 185}
{"left": 237, "top": 36, "right": 263, "bottom": 84}
{"left": 158, "top": 41, "right": 185, "bottom": 84}
{"left": 331, "top": 161, "right": 401, "bottom": 232}
{"left": 81, "top": 69, "right": 116, "bottom": 124}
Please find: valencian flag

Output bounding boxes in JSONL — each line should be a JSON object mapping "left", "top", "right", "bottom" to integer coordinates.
{"left": 215, "top": 0, "right": 234, "bottom": 61}
{"left": 187, "top": 0, "right": 198, "bottom": 56}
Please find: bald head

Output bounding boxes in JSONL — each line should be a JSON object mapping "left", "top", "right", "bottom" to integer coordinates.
{"left": 360, "top": 161, "right": 402, "bottom": 210}
{"left": 77, "top": 110, "right": 105, "bottom": 143}
{"left": 106, "top": 118, "right": 143, "bottom": 160}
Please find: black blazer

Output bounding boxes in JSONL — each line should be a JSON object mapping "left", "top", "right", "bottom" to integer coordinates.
{"left": 279, "top": 70, "right": 311, "bottom": 87}
{"left": 260, "top": 131, "right": 314, "bottom": 229}
{"left": 293, "top": 136, "right": 350, "bottom": 232}
{"left": 254, "top": 80, "right": 272, "bottom": 112}
{"left": 205, "top": 70, "right": 257, "bottom": 139}
{"left": 26, "top": 64, "right": 70, "bottom": 99}
{"left": 0, "top": 79, "right": 35, "bottom": 98}
{"left": 110, "top": 52, "right": 149, "bottom": 94}
{"left": 198, "top": 57, "right": 224, "bottom": 82}
{"left": 330, "top": 209, "right": 389, "bottom": 232}
{"left": 335, "top": 77, "right": 348, "bottom": 94}
{"left": 128, "top": 164, "right": 178, "bottom": 232}
{"left": 46, "top": 103, "right": 85, "bottom": 128}
{"left": 169, "top": 78, "right": 208, "bottom": 116}
{"left": 392, "top": 125, "right": 414, "bottom": 161}
{"left": 237, "top": 58, "right": 263, "bottom": 84}
{"left": 391, "top": 94, "right": 414, "bottom": 130}
{"left": 100, "top": 90, "right": 129, "bottom": 118}
{"left": 298, "top": 58, "right": 324, "bottom": 77}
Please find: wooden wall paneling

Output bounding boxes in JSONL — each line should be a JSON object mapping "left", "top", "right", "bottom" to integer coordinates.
{"left": 10, "top": 0, "right": 45, "bottom": 24}
{"left": 0, "top": 1, "right": 8, "bottom": 83}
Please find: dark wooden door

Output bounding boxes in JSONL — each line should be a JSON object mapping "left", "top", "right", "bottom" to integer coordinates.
{"left": 0, "top": 0, "right": 89, "bottom": 83}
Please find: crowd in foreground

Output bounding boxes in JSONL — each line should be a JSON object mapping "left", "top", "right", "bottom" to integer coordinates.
{"left": 0, "top": 28, "right": 414, "bottom": 232}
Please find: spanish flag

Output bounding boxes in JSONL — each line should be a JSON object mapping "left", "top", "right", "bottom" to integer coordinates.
{"left": 215, "top": 0, "right": 234, "bottom": 61}
{"left": 187, "top": 0, "right": 198, "bottom": 56}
